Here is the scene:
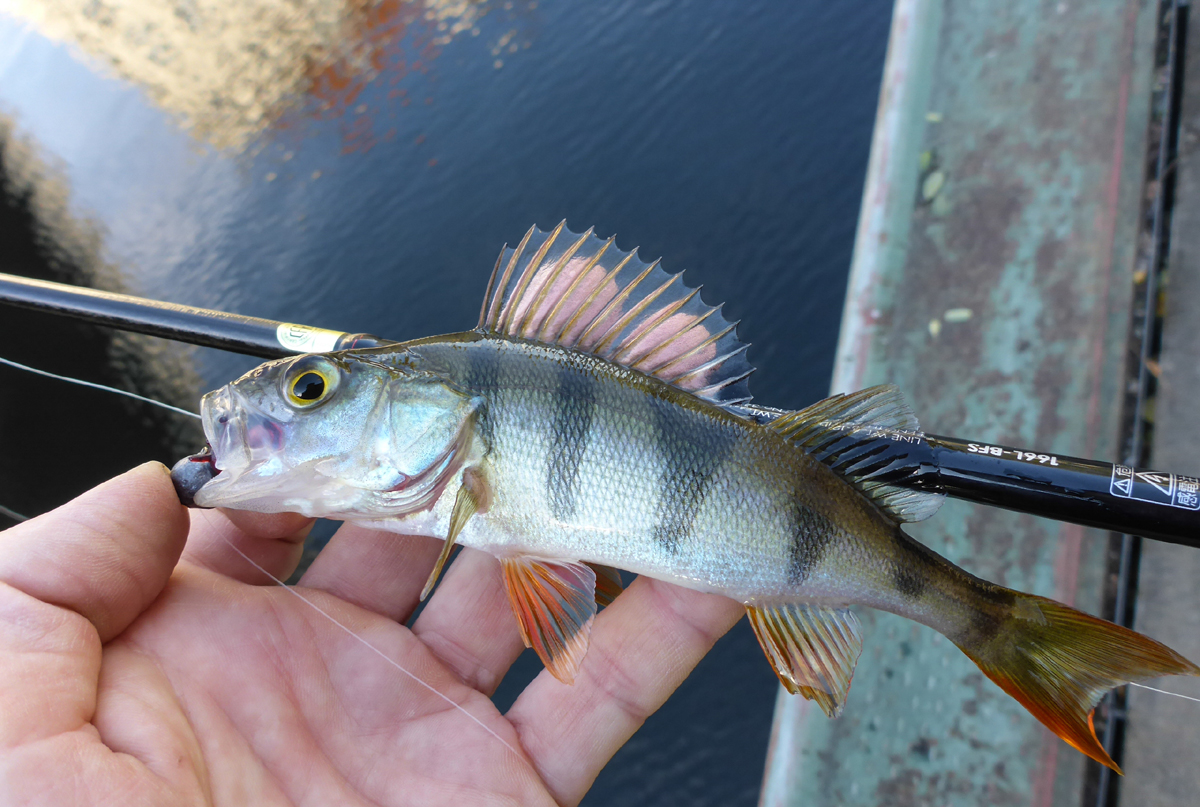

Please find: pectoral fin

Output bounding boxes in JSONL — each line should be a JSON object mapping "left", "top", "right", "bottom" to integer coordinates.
{"left": 501, "top": 556, "right": 598, "bottom": 684}
{"left": 420, "top": 468, "right": 489, "bottom": 602}
{"left": 746, "top": 602, "right": 863, "bottom": 717}
{"left": 586, "top": 563, "right": 624, "bottom": 606}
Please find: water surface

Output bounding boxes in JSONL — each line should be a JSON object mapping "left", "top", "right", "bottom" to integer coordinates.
{"left": 0, "top": 2, "right": 892, "bottom": 802}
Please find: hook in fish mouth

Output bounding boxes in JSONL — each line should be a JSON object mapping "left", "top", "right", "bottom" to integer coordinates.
{"left": 170, "top": 445, "right": 217, "bottom": 507}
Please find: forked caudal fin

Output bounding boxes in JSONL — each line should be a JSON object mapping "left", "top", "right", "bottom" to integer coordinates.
{"left": 955, "top": 591, "right": 1200, "bottom": 773}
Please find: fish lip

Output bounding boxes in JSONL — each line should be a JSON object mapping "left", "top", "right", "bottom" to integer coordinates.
{"left": 200, "top": 386, "right": 239, "bottom": 469}
{"left": 192, "top": 385, "right": 307, "bottom": 510}
{"left": 200, "top": 385, "right": 279, "bottom": 477}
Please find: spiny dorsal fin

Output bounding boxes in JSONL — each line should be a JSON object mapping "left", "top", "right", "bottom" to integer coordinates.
{"left": 771, "top": 385, "right": 943, "bottom": 523}
{"left": 478, "top": 223, "right": 754, "bottom": 406}
{"left": 746, "top": 602, "right": 863, "bottom": 717}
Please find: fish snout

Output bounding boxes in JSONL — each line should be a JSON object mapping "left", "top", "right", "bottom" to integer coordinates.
{"left": 200, "top": 386, "right": 255, "bottom": 473}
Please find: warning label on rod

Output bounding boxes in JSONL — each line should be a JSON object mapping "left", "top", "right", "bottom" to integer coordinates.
{"left": 1110, "top": 465, "right": 1200, "bottom": 510}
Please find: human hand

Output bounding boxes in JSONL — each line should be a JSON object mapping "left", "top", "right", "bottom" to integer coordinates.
{"left": 0, "top": 463, "right": 743, "bottom": 805}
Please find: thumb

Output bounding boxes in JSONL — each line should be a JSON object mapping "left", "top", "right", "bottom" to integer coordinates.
{"left": 0, "top": 462, "right": 189, "bottom": 642}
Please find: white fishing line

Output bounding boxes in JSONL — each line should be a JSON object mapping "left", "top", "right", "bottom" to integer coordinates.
{"left": 0, "top": 504, "right": 28, "bottom": 522}
{"left": 1129, "top": 682, "right": 1200, "bottom": 704}
{"left": 0, "top": 353, "right": 525, "bottom": 757}
{"left": 0, "top": 355, "right": 201, "bottom": 419}
{"left": 218, "top": 535, "right": 524, "bottom": 758}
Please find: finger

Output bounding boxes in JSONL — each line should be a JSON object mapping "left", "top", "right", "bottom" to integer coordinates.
{"left": 0, "top": 461, "right": 188, "bottom": 642}
{"left": 298, "top": 522, "right": 443, "bottom": 622}
{"left": 0, "top": 462, "right": 187, "bottom": 748}
{"left": 411, "top": 547, "right": 527, "bottom": 695}
{"left": 504, "top": 577, "right": 743, "bottom": 806}
{"left": 182, "top": 507, "right": 313, "bottom": 584}
{"left": 0, "top": 582, "right": 102, "bottom": 747}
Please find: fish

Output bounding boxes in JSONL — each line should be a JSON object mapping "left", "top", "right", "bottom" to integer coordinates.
{"left": 178, "top": 222, "right": 1199, "bottom": 773}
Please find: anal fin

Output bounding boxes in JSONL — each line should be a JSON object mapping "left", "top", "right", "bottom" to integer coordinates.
{"left": 746, "top": 602, "right": 863, "bottom": 717}
{"left": 501, "top": 557, "right": 598, "bottom": 684}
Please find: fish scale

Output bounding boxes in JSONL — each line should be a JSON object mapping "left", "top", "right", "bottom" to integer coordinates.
{"left": 184, "top": 223, "right": 1200, "bottom": 771}
{"left": 417, "top": 337, "right": 824, "bottom": 598}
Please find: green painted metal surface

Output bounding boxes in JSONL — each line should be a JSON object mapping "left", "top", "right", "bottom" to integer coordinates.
{"left": 761, "top": 0, "right": 1158, "bottom": 804}
{"left": 1122, "top": 4, "right": 1200, "bottom": 801}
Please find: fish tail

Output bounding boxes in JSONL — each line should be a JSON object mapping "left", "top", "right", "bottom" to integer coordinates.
{"left": 951, "top": 586, "right": 1199, "bottom": 773}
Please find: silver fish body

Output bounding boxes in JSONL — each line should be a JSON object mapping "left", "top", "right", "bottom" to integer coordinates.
{"left": 184, "top": 224, "right": 1199, "bottom": 771}
{"left": 370, "top": 335, "right": 899, "bottom": 608}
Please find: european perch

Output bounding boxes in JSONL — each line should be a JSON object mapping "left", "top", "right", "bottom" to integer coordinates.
{"left": 173, "top": 223, "right": 1198, "bottom": 773}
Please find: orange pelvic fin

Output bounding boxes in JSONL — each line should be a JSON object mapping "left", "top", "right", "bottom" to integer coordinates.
{"left": 586, "top": 563, "right": 624, "bottom": 607}
{"left": 500, "top": 556, "right": 597, "bottom": 684}
{"left": 746, "top": 602, "right": 863, "bottom": 717}
{"left": 957, "top": 593, "right": 1200, "bottom": 773}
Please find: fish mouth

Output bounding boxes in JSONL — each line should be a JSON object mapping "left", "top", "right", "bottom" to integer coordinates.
{"left": 168, "top": 385, "right": 292, "bottom": 508}
{"left": 200, "top": 385, "right": 289, "bottom": 473}
{"left": 202, "top": 386, "right": 251, "bottom": 472}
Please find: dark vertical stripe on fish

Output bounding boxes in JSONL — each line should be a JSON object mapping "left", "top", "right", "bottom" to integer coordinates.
{"left": 786, "top": 499, "right": 836, "bottom": 586}
{"left": 546, "top": 365, "right": 596, "bottom": 520}
{"left": 648, "top": 395, "right": 735, "bottom": 554}
{"left": 891, "top": 559, "right": 928, "bottom": 599}
{"left": 889, "top": 528, "right": 944, "bottom": 600}
{"left": 463, "top": 345, "right": 499, "bottom": 448}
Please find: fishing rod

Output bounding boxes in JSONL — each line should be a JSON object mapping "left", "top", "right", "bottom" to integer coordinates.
{"left": 3, "top": 270, "right": 1198, "bottom": 549}
{"left": 0, "top": 273, "right": 390, "bottom": 357}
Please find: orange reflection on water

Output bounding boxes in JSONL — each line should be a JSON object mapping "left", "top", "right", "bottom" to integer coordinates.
{"left": 296, "top": 0, "right": 468, "bottom": 154}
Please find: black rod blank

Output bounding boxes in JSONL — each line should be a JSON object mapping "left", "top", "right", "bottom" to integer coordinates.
{"left": 0, "top": 273, "right": 388, "bottom": 357}
{"left": 926, "top": 435, "right": 1198, "bottom": 547}
{"left": 2, "top": 271, "right": 1197, "bottom": 549}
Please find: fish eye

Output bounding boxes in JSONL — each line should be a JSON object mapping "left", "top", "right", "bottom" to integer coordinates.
{"left": 293, "top": 372, "right": 325, "bottom": 400}
{"left": 282, "top": 356, "right": 340, "bottom": 408}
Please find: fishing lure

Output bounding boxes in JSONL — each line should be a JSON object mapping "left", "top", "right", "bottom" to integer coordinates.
{"left": 174, "top": 223, "right": 1198, "bottom": 773}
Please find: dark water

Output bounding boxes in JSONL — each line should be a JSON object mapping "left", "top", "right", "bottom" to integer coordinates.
{"left": 0, "top": 1, "right": 891, "bottom": 803}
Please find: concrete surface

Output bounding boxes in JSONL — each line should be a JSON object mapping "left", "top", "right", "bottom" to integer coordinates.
{"left": 761, "top": 0, "right": 1159, "bottom": 804}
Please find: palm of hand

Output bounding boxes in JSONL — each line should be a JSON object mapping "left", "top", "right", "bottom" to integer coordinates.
{"left": 100, "top": 565, "right": 540, "bottom": 805}
{"left": 0, "top": 464, "right": 742, "bottom": 807}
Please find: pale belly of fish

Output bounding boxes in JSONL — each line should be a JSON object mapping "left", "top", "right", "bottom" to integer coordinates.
{"left": 180, "top": 223, "right": 1199, "bottom": 774}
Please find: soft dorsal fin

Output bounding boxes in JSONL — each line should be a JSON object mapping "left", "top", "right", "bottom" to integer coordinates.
{"left": 771, "top": 385, "right": 944, "bottom": 523}
{"left": 478, "top": 222, "right": 754, "bottom": 406}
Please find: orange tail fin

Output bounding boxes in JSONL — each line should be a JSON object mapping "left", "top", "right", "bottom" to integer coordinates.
{"left": 955, "top": 592, "right": 1199, "bottom": 773}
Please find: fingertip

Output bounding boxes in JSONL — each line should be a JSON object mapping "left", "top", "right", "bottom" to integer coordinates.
{"left": 182, "top": 508, "right": 314, "bottom": 584}
{"left": 0, "top": 462, "right": 193, "bottom": 642}
{"left": 112, "top": 461, "right": 192, "bottom": 537}
{"left": 83, "top": 461, "right": 192, "bottom": 562}
{"left": 216, "top": 509, "right": 314, "bottom": 545}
